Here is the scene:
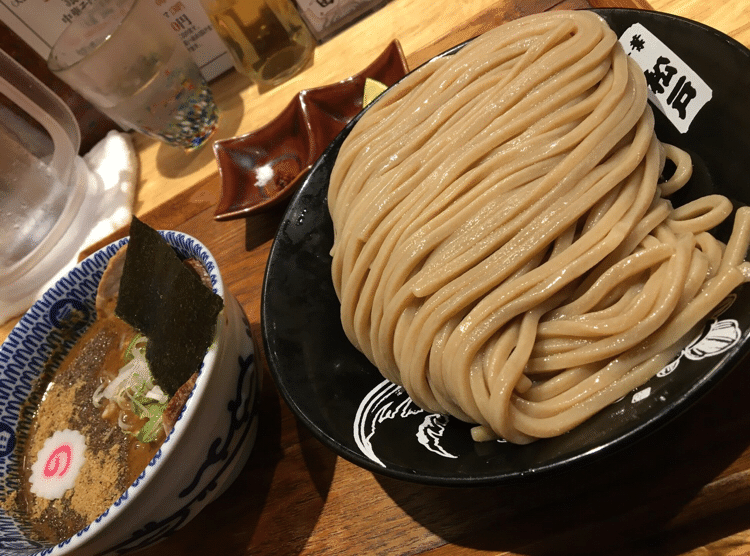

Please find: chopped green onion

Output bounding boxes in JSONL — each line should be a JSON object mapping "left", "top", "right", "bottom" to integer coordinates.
{"left": 93, "top": 334, "right": 169, "bottom": 442}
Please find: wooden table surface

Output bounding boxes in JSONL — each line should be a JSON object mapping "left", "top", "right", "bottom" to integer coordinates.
{"left": 6, "top": 0, "right": 750, "bottom": 554}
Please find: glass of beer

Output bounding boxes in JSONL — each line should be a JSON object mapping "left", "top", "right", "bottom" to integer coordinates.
{"left": 201, "top": 0, "right": 315, "bottom": 87}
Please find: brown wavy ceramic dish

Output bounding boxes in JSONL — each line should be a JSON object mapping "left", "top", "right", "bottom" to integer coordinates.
{"left": 213, "top": 40, "right": 409, "bottom": 220}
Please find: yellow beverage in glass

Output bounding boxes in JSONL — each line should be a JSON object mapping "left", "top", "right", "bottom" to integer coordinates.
{"left": 204, "top": 0, "right": 315, "bottom": 86}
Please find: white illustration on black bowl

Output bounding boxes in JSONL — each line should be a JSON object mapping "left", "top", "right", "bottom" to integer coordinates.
{"left": 353, "top": 303, "right": 742, "bottom": 468}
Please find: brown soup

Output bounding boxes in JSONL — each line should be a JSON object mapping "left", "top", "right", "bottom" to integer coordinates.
{"left": 7, "top": 314, "right": 166, "bottom": 543}
{"left": 2, "top": 218, "right": 222, "bottom": 544}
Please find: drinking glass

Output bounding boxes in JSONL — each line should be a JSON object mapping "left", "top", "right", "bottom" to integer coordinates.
{"left": 48, "top": 0, "right": 219, "bottom": 149}
{"left": 201, "top": 0, "right": 315, "bottom": 87}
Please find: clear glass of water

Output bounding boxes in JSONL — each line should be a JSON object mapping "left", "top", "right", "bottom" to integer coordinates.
{"left": 48, "top": 0, "right": 219, "bottom": 150}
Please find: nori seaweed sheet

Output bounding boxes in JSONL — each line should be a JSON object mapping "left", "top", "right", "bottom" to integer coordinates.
{"left": 115, "top": 217, "right": 224, "bottom": 396}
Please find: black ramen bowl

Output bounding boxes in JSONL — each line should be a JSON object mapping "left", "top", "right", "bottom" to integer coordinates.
{"left": 261, "top": 8, "right": 750, "bottom": 486}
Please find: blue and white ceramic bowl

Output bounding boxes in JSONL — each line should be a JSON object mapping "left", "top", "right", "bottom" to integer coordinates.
{"left": 0, "top": 231, "right": 260, "bottom": 555}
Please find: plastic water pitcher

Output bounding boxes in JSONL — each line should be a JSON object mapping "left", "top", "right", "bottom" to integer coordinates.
{"left": 0, "top": 49, "right": 101, "bottom": 323}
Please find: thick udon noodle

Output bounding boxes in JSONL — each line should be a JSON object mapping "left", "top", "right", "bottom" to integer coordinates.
{"left": 327, "top": 10, "right": 750, "bottom": 444}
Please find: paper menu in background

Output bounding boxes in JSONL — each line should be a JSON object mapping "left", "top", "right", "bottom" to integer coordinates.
{"left": 0, "top": 0, "right": 232, "bottom": 81}
{"left": 156, "top": 0, "right": 233, "bottom": 80}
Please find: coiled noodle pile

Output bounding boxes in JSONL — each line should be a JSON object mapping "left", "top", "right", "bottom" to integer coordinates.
{"left": 327, "top": 11, "right": 750, "bottom": 444}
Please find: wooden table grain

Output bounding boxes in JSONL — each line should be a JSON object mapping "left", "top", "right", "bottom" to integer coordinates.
{"left": 6, "top": 0, "right": 750, "bottom": 554}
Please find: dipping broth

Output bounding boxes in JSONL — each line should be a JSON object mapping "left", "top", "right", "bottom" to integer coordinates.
{"left": 2, "top": 217, "right": 223, "bottom": 544}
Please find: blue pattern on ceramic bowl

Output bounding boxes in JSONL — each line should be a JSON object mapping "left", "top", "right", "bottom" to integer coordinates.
{"left": 0, "top": 231, "right": 260, "bottom": 555}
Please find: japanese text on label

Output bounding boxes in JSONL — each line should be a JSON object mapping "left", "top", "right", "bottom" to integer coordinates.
{"left": 619, "top": 23, "right": 712, "bottom": 134}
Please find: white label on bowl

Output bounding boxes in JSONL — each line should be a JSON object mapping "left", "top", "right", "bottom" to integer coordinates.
{"left": 619, "top": 23, "right": 712, "bottom": 134}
